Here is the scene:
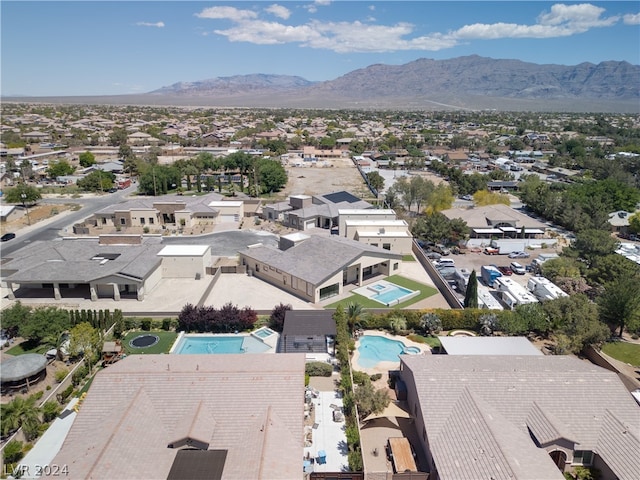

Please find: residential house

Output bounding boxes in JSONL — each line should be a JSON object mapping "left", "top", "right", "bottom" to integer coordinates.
{"left": 398, "top": 355, "right": 640, "bottom": 480}
{"left": 87, "top": 192, "right": 243, "bottom": 231}
{"left": 339, "top": 209, "right": 413, "bottom": 254}
{"left": 1, "top": 235, "right": 213, "bottom": 302}
{"left": 440, "top": 204, "right": 548, "bottom": 242}
{"left": 281, "top": 191, "right": 372, "bottom": 231}
{"left": 48, "top": 354, "right": 306, "bottom": 479}
{"left": 239, "top": 233, "right": 403, "bottom": 303}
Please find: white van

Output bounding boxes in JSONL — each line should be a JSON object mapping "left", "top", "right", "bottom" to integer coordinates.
{"left": 435, "top": 258, "right": 455, "bottom": 269}
{"left": 510, "top": 261, "right": 526, "bottom": 275}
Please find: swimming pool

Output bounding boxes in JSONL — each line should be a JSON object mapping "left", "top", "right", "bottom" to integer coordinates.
{"left": 354, "top": 280, "right": 420, "bottom": 306}
{"left": 356, "top": 335, "right": 420, "bottom": 368}
{"left": 173, "top": 335, "right": 271, "bottom": 354}
{"left": 252, "top": 326, "right": 276, "bottom": 339}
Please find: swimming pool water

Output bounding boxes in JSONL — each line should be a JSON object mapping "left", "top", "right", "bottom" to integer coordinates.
{"left": 357, "top": 335, "right": 415, "bottom": 368}
{"left": 253, "top": 327, "right": 276, "bottom": 339}
{"left": 174, "top": 335, "right": 270, "bottom": 354}
{"left": 373, "top": 286, "right": 413, "bottom": 304}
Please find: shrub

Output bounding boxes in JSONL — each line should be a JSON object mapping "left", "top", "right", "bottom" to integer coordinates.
{"left": 352, "top": 370, "right": 370, "bottom": 386}
{"left": 72, "top": 364, "right": 89, "bottom": 386}
{"left": 140, "top": 318, "right": 152, "bottom": 331}
{"left": 305, "top": 361, "right": 332, "bottom": 377}
{"left": 57, "top": 384, "right": 75, "bottom": 403}
{"left": 3, "top": 440, "right": 24, "bottom": 463}
{"left": 269, "top": 303, "right": 292, "bottom": 332}
{"left": 143, "top": 226, "right": 150, "bottom": 234}
{"left": 370, "top": 373, "right": 382, "bottom": 382}
{"left": 42, "top": 401, "right": 61, "bottom": 422}
{"left": 55, "top": 368, "right": 69, "bottom": 383}
{"left": 305, "top": 373, "right": 310, "bottom": 386}
{"left": 161, "top": 318, "right": 172, "bottom": 331}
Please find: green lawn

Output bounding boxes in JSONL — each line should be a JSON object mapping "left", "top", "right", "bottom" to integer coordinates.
{"left": 325, "top": 275, "right": 437, "bottom": 310}
{"left": 601, "top": 341, "right": 640, "bottom": 367}
{"left": 122, "top": 331, "right": 178, "bottom": 355}
{"left": 5, "top": 339, "right": 50, "bottom": 356}
{"left": 402, "top": 255, "right": 416, "bottom": 262}
{"left": 406, "top": 334, "right": 441, "bottom": 348}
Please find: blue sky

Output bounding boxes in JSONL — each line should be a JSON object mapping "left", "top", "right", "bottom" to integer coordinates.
{"left": 2, "top": 1, "right": 639, "bottom": 96}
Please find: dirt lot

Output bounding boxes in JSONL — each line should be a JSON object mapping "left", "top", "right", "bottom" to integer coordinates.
{"left": 1, "top": 203, "right": 76, "bottom": 234}
{"left": 279, "top": 157, "right": 370, "bottom": 199}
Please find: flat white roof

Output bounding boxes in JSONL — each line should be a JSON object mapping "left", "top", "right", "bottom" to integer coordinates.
{"left": 438, "top": 336, "right": 543, "bottom": 355}
{"left": 345, "top": 219, "right": 407, "bottom": 226}
{"left": 338, "top": 209, "right": 396, "bottom": 215}
{"left": 357, "top": 231, "right": 411, "bottom": 238}
{"left": 157, "top": 245, "right": 209, "bottom": 256}
{"left": 473, "top": 228, "right": 503, "bottom": 234}
{"left": 282, "top": 232, "right": 310, "bottom": 242}
{"left": 208, "top": 201, "right": 243, "bottom": 207}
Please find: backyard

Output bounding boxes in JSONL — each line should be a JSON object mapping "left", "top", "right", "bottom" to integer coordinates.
{"left": 121, "top": 331, "right": 178, "bottom": 355}
{"left": 326, "top": 275, "right": 437, "bottom": 309}
{"left": 601, "top": 341, "right": 640, "bottom": 367}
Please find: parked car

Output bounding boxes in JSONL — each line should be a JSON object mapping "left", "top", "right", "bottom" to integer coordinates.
{"left": 508, "top": 251, "right": 530, "bottom": 259}
{"left": 510, "top": 262, "right": 526, "bottom": 275}
{"left": 484, "top": 247, "right": 499, "bottom": 255}
{"left": 435, "top": 259, "right": 455, "bottom": 269}
{"left": 497, "top": 266, "right": 513, "bottom": 276}
{"left": 432, "top": 244, "right": 451, "bottom": 256}
{"left": 1, "top": 233, "right": 16, "bottom": 242}
{"left": 426, "top": 252, "right": 442, "bottom": 260}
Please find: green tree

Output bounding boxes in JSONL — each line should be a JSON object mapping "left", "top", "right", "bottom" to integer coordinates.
{"left": 20, "top": 306, "right": 70, "bottom": 344}
{"left": 587, "top": 254, "right": 640, "bottom": 287}
{"left": 78, "top": 151, "right": 96, "bottom": 167}
{"left": 366, "top": 171, "right": 385, "bottom": 193}
{"left": 424, "top": 183, "right": 454, "bottom": 214}
{"left": 388, "top": 315, "right": 407, "bottom": 334}
{"left": 463, "top": 270, "right": 479, "bottom": 308}
{"left": 69, "top": 322, "right": 102, "bottom": 369}
{"left": 47, "top": 159, "right": 75, "bottom": 178}
{"left": 629, "top": 212, "right": 640, "bottom": 233}
{"left": 353, "top": 380, "right": 391, "bottom": 420}
{"left": 473, "top": 189, "right": 511, "bottom": 206}
{"left": 569, "top": 229, "right": 619, "bottom": 265}
{"left": 542, "top": 294, "right": 609, "bottom": 353}
{"left": 256, "top": 159, "right": 287, "bottom": 193}
{"left": 0, "top": 396, "right": 41, "bottom": 441}
{"left": 42, "top": 331, "right": 68, "bottom": 361}
{"left": 597, "top": 277, "right": 640, "bottom": 337}
{"left": 110, "top": 127, "right": 128, "bottom": 146}
{"left": 76, "top": 171, "right": 115, "bottom": 192}
{"left": 2, "top": 183, "right": 42, "bottom": 206}
{"left": 0, "top": 302, "right": 32, "bottom": 337}
{"left": 541, "top": 257, "right": 584, "bottom": 282}
{"left": 419, "top": 312, "right": 442, "bottom": 334}
{"left": 346, "top": 302, "right": 364, "bottom": 333}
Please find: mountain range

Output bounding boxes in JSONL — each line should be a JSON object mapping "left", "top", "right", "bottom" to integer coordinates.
{"left": 7, "top": 56, "right": 640, "bottom": 112}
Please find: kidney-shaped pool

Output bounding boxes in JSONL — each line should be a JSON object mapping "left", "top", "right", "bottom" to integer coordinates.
{"left": 356, "top": 335, "right": 420, "bottom": 369}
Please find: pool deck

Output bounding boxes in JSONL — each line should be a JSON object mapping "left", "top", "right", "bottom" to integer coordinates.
{"left": 351, "top": 330, "right": 431, "bottom": 375}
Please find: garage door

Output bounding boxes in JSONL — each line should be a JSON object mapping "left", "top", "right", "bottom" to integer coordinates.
{"left": 220, "top": 214, "right": 239, "bottom": 222}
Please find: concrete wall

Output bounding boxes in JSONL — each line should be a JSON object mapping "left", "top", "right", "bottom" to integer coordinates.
{"left": 161, "top": 254, "right": 208, "bottom": 278}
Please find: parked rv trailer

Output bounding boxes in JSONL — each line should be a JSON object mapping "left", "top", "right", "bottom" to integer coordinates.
{"left": 527, "top": 276, "right": 569, "bottom": 301}
{"left": 494, "top": 277, "right": 538, "bottom": 310}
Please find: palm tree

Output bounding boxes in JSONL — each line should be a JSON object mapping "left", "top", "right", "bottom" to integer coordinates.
{"left": 1, "top": 396, "right": 41, "bottom": 441}
{"left": 388, "top": 316, "right": 407, "bottom": 335}
{"left": 346, "top": 302, "right": 364, "bottom": 333}
{"left": 43, "top": 331, "right": 68, "bottom": 361}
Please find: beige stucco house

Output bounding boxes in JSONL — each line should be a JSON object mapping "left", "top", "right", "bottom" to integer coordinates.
{"left": 239, "top": 233, "right": 402, "bottom": 303}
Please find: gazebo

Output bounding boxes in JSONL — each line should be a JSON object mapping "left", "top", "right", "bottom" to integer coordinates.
{"left": 0, "top": 354, "right": 48, "bottom": 393}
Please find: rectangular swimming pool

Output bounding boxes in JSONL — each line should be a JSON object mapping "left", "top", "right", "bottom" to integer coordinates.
{"left": 173, "top": 335, "right": 271, "bottom": 354}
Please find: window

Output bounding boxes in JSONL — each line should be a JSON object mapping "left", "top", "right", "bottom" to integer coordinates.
{"left": 393, "top": 263, "right": 399, "bottom": 270}
{"left": 572, "top": 451, "right": 593, "bottom": 466}
{"left": 120, "top": 218, "right": 126, "bottom": 225}
{"left": 140, "top": 217, "right": 145, "bottom": 225}
{"left": 383, "top": 243, "right": 391, "bottom": 250}
{"left": 102, "top": 218, "right": 107, "bottom": 225}
{"left": 319, "top": 283, "right": 339, "bottom": 300}
{"left": 149, "top": 217, "right": 154, "bottom": 224}
{"left": 371, "top": 243, "right": 378, "bottom": 247}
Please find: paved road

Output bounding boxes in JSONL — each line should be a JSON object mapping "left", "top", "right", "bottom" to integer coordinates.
{"left": 0, "top": 185, "right": 137, "bottom": 257}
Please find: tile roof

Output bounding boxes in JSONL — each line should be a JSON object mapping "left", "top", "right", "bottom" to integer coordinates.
{"left": 440, "top": 204, "right": 548, "bottom": 230}
{"left": 2, "top": 238, "right": 163, "bottom": 283}
{"left": 401, "top": 355, "right": 640, "bottom": 480}
{"left": 240, "top": 234, "right": 402, "bottom": 285}
{"left": 49, "top": 354, "right": 306, "bottom": 480}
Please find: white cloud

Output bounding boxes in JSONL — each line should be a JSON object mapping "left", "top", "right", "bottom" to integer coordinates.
{"left": 198, "top": 2, "right": 624, "bottom": 53}
{"left": 305, "top": 0, "right": 331, "bottom": 14}
{"left": 136, "top": 21, "right": 165, "bottom": 28}
{"left": 195, "top": 6, "right": 257, "bottom": 21}
{"left": 265, "top": 4, "right": 291, "bottom": 20}
{"left": 623, "top": 12, "right": 640, "bottom": 25}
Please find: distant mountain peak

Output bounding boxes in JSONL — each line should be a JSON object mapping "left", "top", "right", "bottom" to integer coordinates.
{"left": 145, "top": 56, "right": 639, "bottom": 112}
